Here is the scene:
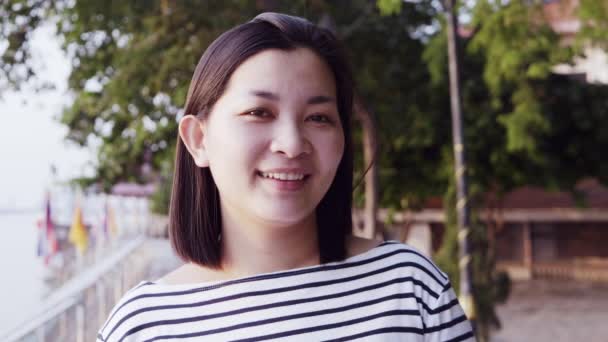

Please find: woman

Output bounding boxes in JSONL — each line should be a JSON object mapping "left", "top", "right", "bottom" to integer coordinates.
{"left": 97, "top": 12, "right": 475, "bottom": 342}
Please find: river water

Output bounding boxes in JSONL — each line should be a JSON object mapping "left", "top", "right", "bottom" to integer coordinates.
{"left": 0, "top": 209, "right": 50, "bottom": 334}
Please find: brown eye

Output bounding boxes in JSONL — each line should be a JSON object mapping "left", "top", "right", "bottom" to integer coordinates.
{"left": 245, "top": 109, "right": 272, "bottom": 118}
{"left": 307, "top": 114, "right": 333, "bottom": 124}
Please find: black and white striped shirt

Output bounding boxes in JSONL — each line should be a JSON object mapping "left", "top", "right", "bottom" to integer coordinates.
{"left": 97, "top": 241, "right": 475, "bottom": 341}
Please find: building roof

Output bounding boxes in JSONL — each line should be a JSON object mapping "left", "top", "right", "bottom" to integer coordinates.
{"left": 421, "top": 179, "right": 608, "bottom": 210}
{"left": 543, "top": 0, "right": 581, "bottom": 36}
{"left": 498, "top": 179, "right": 608, "bottom": 209}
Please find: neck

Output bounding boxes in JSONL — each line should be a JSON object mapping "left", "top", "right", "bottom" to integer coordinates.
{"left": 219, "top": 210, "right": 320, "bottom": 278}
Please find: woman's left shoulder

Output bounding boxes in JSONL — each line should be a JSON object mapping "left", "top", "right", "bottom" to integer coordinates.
{"left": 358, "top": 238, "right": 451, "bottom": 288}
{"left": 346, "top": 235, "right": 383, "bottom": 258}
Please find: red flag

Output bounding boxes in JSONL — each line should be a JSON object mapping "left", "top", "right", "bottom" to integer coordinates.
{"left": 37, "top": 192, "right": 58, "bottom": 265}
{"left": 45, "top": 193, "right": 58, "bottom": 259}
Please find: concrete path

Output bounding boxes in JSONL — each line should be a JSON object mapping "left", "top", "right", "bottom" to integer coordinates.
{"left": 492, "top": 279, "right": 608, "bottom": 342}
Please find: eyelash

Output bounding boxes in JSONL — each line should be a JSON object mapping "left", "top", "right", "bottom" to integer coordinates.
{"left": 243, "top": 109, "right": 334, "bottom": 124}
{"left": 244, "top": 109, "right": 272, "bottom": 118}
{"left": 306, "top": 114, "right": 333, "bottom": 124}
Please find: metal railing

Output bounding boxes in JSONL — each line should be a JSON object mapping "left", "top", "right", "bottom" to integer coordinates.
{"left": 1, "top": 236, "right": 148, "bottom": 342}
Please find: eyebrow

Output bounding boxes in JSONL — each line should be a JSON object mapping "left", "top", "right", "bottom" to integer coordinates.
{"left": 249, "top": 90, "right": 334, "bottom": 105}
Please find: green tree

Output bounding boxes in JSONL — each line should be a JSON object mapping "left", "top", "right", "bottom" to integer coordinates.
{"left": 576, "top": 0, "right": 608, "bottom": 51}
{"left": 0, "top": 0, "right": 436, "bottom": 187}
{"left": 422, "top": 1, "right": 608, "bottom": 340}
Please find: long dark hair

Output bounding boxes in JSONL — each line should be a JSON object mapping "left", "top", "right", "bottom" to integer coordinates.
{"left": 169, "top": 12, "right": 354, "bottom": 268}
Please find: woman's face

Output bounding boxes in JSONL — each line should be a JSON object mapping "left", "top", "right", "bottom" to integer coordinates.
{"left": 200, "top": 47, "right": 344, "bottom": 228}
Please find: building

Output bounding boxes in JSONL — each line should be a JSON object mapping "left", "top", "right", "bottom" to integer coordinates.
{"left": 376, "top": 179, "right": 608, "bottom": 282}
{"left": 387, "top": 0, "right": 608, "bottom": 282}
{"left": 545, "top": 0, "right": 608, "bottom": 84}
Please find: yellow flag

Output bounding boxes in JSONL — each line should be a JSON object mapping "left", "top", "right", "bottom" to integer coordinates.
{"left": 69, "top": 204, "right": 88, "bottom": 255}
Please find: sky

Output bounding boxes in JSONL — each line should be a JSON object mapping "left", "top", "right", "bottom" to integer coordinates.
{"left": 0, "top": 23, "right": 93, "bottom": 210}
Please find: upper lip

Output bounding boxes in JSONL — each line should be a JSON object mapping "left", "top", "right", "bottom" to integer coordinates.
{"left": 257, "top": 168, "right": 311, "bottom": 175}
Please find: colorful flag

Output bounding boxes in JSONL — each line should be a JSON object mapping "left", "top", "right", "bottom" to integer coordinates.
{"left": 36, "top": 192, "right": 58, "bottom": 265}
{"left": 69, "top": 202, "right": 88, "bottom": 255}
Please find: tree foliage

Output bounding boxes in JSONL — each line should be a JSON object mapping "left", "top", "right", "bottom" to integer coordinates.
{"left": 1, "top": 0, "right": 443, "bottom": 198}
{"left": 394, "top": 0, "right": 608, "bottom": 339}
{"left": 576, "top": 0, "right": 608, "bottom": 51}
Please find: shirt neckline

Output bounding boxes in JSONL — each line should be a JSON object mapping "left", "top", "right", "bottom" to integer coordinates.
{"left": 149, "top": 240, "right": 393, "bottom": 289}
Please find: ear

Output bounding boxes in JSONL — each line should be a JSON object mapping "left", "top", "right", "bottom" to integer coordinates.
{"left": 179, "top": 115, "right": 209, "bottom": 167}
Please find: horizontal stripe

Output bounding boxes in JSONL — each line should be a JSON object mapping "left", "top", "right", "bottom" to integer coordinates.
{"left": 98, "top": 242, "right": 471, "bottom": 342}
{"left": 118, "top": 274, "right": 460, "bottom": 340}
{"left": 102, "top": 242, "right": 446, "bottom": 333}
{"left": 119, "top": 278, "right": 421, "bottom": 339}
{"left": 229, "top": 309, "right": 424, "bottom": 342}
{"left": 427, "top": 297, "right": 460, "bottom": 315}
{"left": 444, "top": 330, "right": 476, "bottom": 342}
{"left": 137, "top": 295, "right": 420, "bottom": 342}
{"left": 381, "top": 241, "right": 448, "bottom": 281}
{"left": 323, "top": 326, "right": 428, "bottom": 342}
{"left": 132, "top": 247, "right": 438, "bottom": 299}
{"left": 102, "top": 261, "right": 445, "bottom": 340}
{"left": 425, "top": 315, "right": 469, "bottom": 334}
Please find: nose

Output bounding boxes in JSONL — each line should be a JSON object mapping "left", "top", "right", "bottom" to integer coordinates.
{"left": 269, "top": 120, "right": 312, "bottom": 158}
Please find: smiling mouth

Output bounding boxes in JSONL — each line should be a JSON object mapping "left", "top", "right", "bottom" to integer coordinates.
{"left": 256, "top": 171, "right": 311, "bottom": 181}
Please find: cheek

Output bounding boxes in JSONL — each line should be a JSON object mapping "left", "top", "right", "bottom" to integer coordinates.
{"left": 318, "top": 130, "right": 345, "bottom": 173}
{"left": 206, "top": 124, "right": 264, "bottom": 171}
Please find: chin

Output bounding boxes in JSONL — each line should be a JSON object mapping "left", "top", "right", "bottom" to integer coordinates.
{"left": 254, "top": 206, "right": 316, "bottom": 228}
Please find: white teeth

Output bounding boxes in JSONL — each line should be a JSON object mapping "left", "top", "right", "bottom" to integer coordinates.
{"left": 260, "top": 172, "right": 305, "bottom": 181}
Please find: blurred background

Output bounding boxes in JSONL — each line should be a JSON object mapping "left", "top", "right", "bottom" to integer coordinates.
{"left": 1, "top": 0, "right": 607, "bottom": 341}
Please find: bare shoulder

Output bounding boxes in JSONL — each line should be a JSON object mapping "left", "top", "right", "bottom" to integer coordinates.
{"left": 158, "top": 238, "right": 383, "bottom": 285}
{"left": 346, "top": 235, "right": 383, "bottom": 258}
{"left": 156, "top": 264, "right": 193, "bottom": 285}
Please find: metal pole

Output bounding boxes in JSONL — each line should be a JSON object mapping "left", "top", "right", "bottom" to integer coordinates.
{"left": 97, "top": 281, "right": 107, "bottom": 329}
{"left": 76, "top": 302, "right": 85, "bottom": 342}
{"left": 35, "top": 324, "right": 45, "bottom": 342}
{"left": 114, "top": 267, "right": 123, "bottom": 303}
{"left": 445, "top": 0, "right": 475, "bottom": 323}
{"left": 59, "top": 310, "right": 68, "bottom": 341}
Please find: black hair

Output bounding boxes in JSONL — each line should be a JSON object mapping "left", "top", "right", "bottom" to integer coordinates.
{"left": 169, "top": 12, "right": 354, "bottom": 268}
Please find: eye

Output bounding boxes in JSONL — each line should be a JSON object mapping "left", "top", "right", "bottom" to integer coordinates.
{"left": 307, "top": 114, "right": 333, "bottom": 124}
{"left": 243, "top": 108, "right": 272, "bottom": 119}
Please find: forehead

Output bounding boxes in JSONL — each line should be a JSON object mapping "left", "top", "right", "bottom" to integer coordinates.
{"left": 223, "top": 47, "right": 336, "bottom": 97}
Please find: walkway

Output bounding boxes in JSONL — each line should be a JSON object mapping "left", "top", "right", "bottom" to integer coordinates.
{"left": 492, "top": 279, "right": 608, "bottom": 342}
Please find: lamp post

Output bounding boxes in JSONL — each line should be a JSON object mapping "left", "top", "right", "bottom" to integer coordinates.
{"left": 444, "top": 0, "right": 475, "bottom": 325}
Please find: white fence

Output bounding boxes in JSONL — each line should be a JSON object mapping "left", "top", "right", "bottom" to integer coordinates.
{"left": 1, "top": 191, "right": 171, "bottom": 342}
{"left": 1, "top": 237, "right": 147, "bottom": 341}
